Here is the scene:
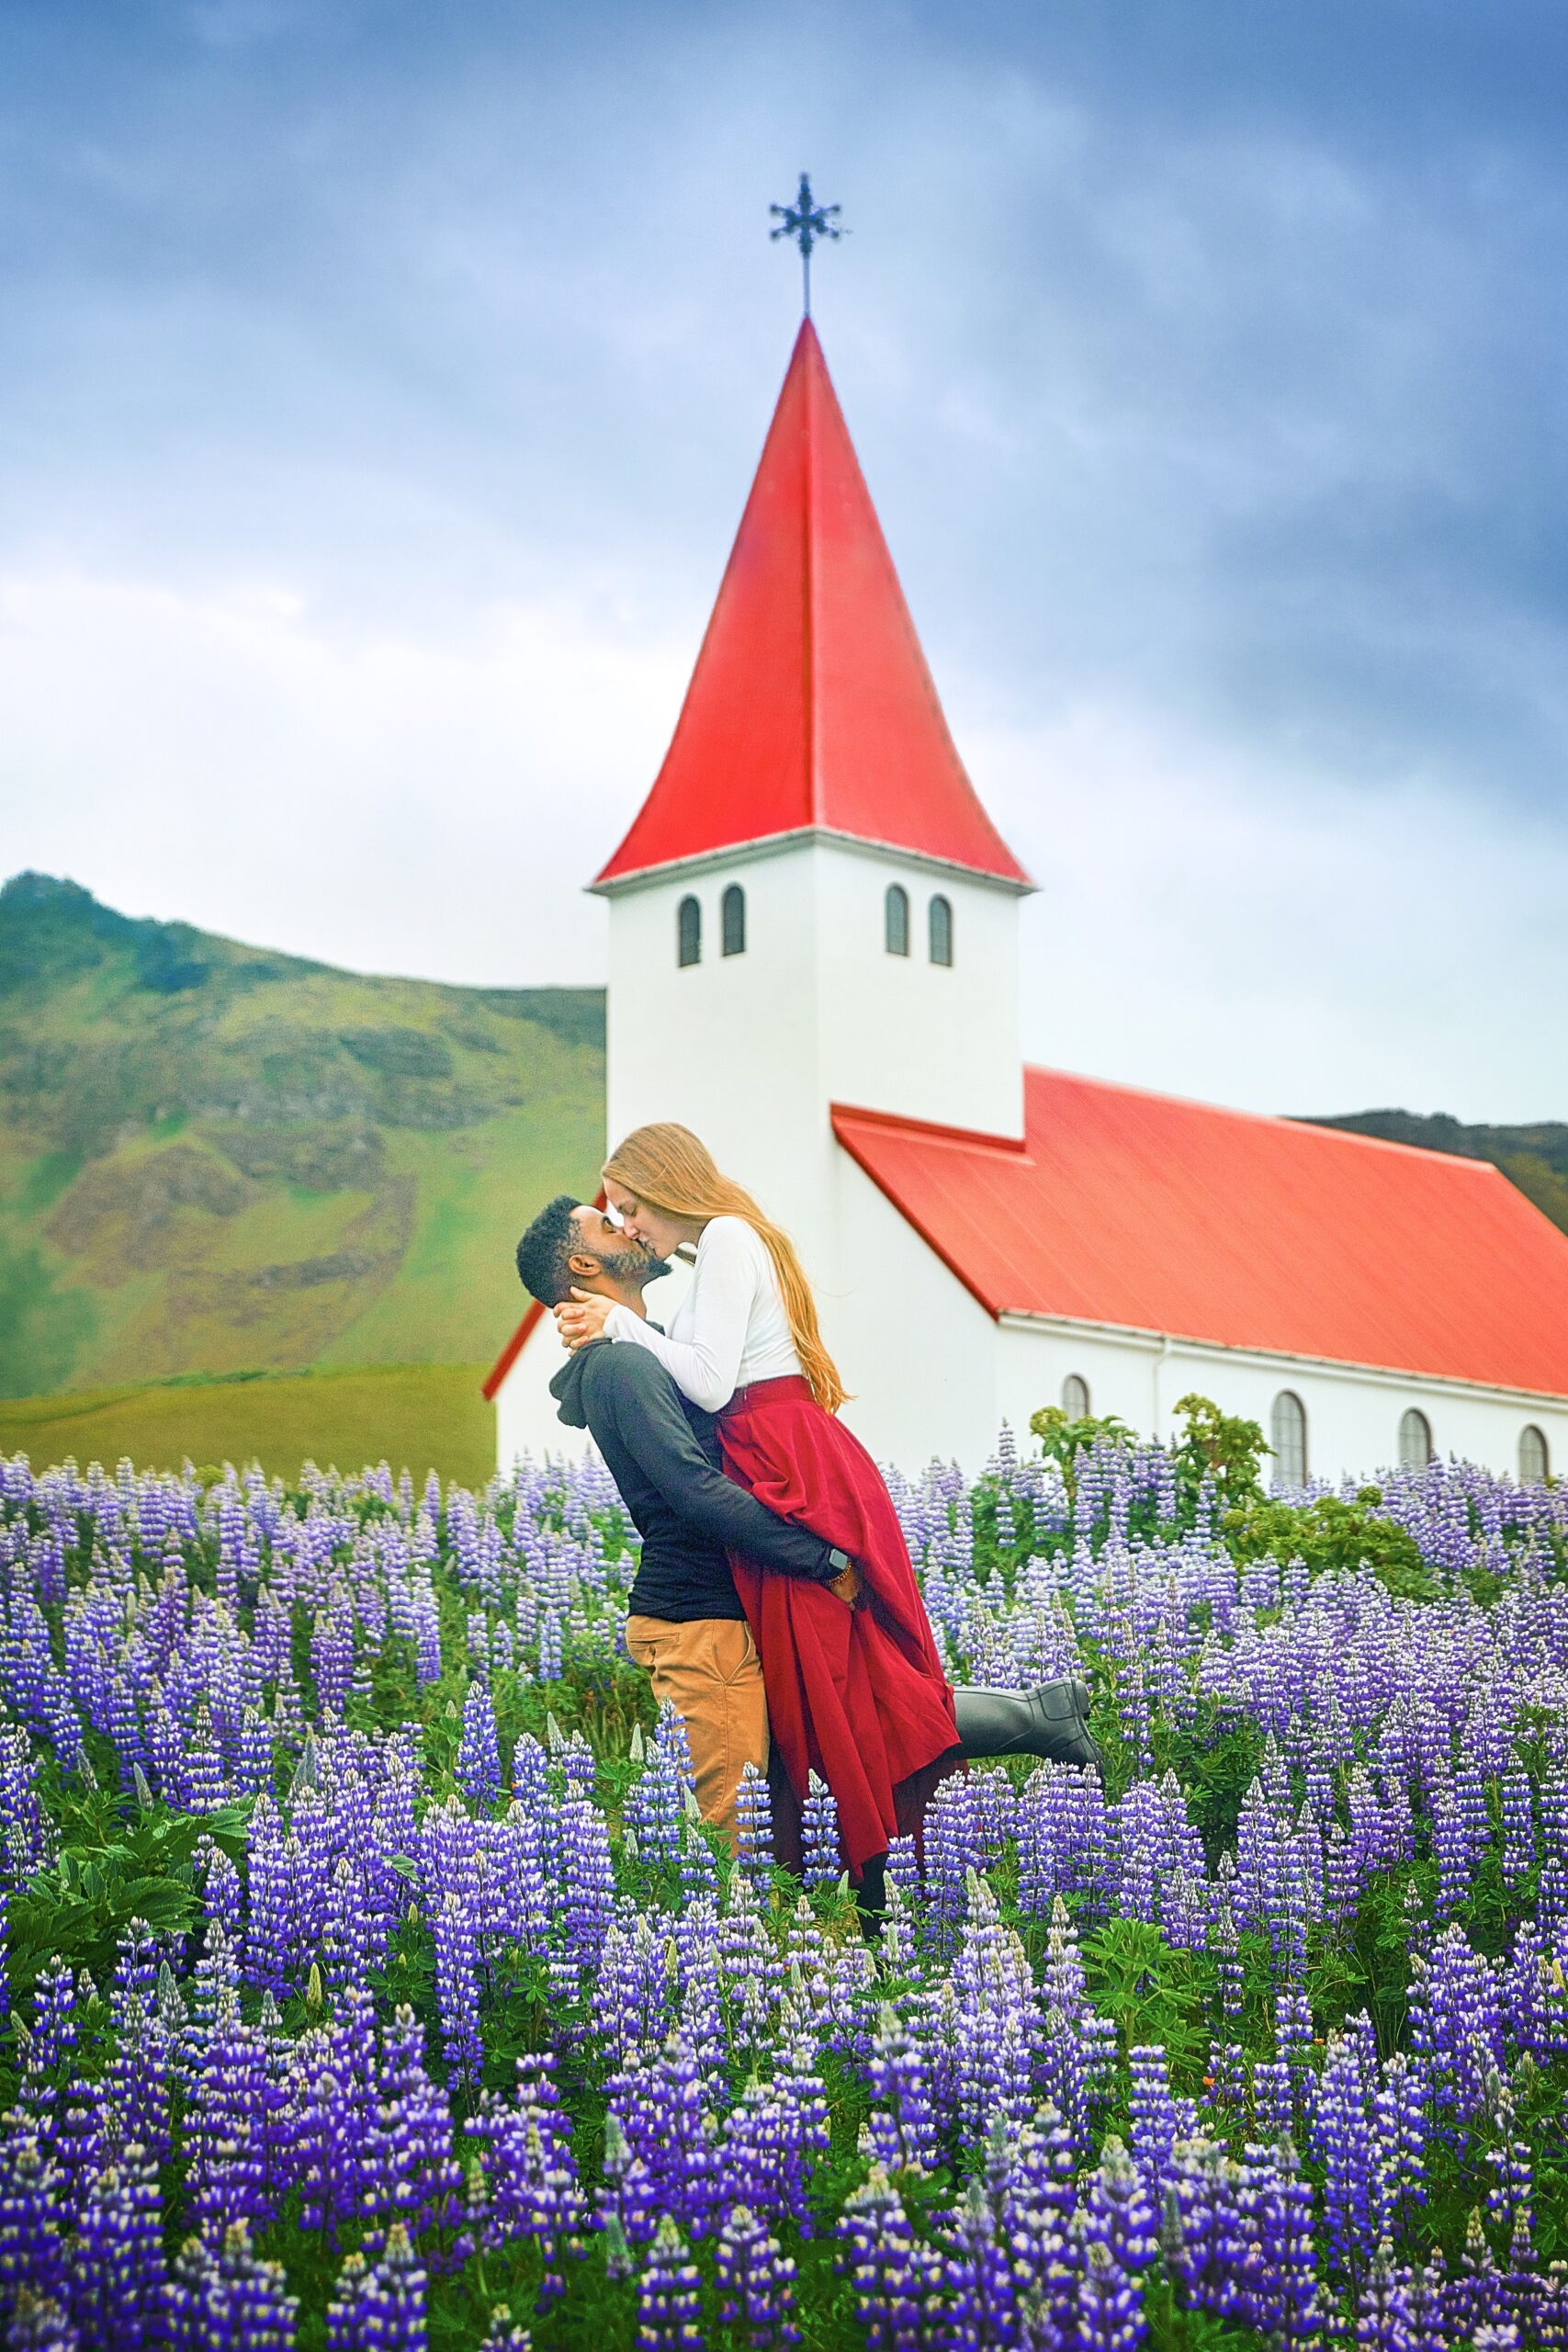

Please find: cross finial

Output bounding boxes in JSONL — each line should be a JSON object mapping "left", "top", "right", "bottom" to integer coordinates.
{"left": 770, "top": 173, "right": 843, "bottom": 317}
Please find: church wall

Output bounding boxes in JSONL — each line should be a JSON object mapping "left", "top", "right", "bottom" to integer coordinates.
{"left": 994, "top": 1315, "right": 1568, "bottom": 1487}
{"left": 829, "top": 1154, "right": 1004, "bottom": 1473}
{"left": 494, "top": 1317, "right": 590, "bottom": 1471}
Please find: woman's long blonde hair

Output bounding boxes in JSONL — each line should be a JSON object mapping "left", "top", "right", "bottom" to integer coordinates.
{"left": 603, "top": 1123, "right": 847, "bottom": 1414}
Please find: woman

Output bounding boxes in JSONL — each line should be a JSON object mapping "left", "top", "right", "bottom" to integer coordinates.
{"left": 556, "top": 1122, "right": 960, "bottom": 1886}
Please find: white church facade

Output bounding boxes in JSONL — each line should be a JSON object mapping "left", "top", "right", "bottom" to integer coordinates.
{"left": 490, "top": 321, "right": 1568, "bottom": 1487}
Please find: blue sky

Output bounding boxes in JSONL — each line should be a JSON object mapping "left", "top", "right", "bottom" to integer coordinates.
{"left": 2, "top": 0, "right": 1564, "bottom": 1118}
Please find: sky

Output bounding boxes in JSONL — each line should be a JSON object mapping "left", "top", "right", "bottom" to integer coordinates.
{"left": 1, "top": 0, "right": 1564, "bottom": 1121}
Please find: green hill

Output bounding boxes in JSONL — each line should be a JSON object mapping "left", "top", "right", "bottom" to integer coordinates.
{"left": 1300, "top": 1107, "right": 1568, "bottom": 1238}
{"left": 0, "top": 874, "right": 604, "bottom": 1398}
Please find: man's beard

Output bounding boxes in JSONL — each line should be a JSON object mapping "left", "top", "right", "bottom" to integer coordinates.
{"left": 597, "top": 1243, "right": 672, "bottom": 1287}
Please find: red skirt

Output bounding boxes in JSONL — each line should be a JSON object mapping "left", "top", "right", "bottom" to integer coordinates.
{"left": 719, "top": 1375, "right": 961, "bottom": 1878}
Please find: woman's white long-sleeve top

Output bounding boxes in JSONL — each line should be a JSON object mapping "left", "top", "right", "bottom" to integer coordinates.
{"left": 603, "top": 1214, "right": 801, "bottom": 1412}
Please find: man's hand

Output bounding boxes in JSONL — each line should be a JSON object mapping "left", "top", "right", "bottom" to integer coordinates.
{"left": 556, "top": 1287, "right": 615, "bottom": 1350}
{"left": 829, "top": 1560, "right": 863, "bottom": 1609}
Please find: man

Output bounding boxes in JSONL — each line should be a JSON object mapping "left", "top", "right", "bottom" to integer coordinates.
{"left": 513, "top": 1194, "right": 1100, "bottom": 1853}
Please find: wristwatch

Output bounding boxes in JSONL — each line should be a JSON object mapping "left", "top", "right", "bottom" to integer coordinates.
{"left": 824, "top": 1546, "right": 863, "bottom": 1606}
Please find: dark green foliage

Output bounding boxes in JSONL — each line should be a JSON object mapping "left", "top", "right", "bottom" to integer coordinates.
{"left": 6, "top": 1771, "right": 250, "bottom": 1998}
{"left": 1223, "top": 1485, "right": 1436, "bottom": 1600}
{"left": 1081, "top": 1917, "right": 1213, "bottom": 2078}
{"left": 1170, "top": 1394, "right": 1269, "bottom": 1515}
{"left": 1028, "top": 1403, "right": 1135, "bottom": 1488}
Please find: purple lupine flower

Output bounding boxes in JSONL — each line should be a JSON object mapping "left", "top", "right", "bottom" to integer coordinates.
{"left": 734, "top": 1763, "right": 774, "bottom": 1886}
{"left": 466, "top": 2053, "right": 584, "bottom": 2303}
{"left": 837, "top": 2165, "right": 942, "bottom": 2352}
{"left": 715, "top": 2204, "right": 799, "bottom": 2348}
{"left": 5, "top": 2291, "right": 80, "bottom": 2349}
{"left": 186, "top": 1996, "right": 279, "bottom": 2231}
{"left": 1444, "top": 2206, "right": 1509, "bottom": 2341}
{"left": 718, "top": 2056, "right": 829, "bottom": 2235}
{"left": 800, "top": 1775, "right": 841, "bottom": 1891}
{"left": 947, "top": 1877, "right": 1041, "bottom": 2142}
{"left": 165, "top": 2221, "right": 299, "bottom": 2349}
{"left": 106, "top": 1927, "right": 172, "bottom": 2168}
{"left": 636, "top": 2213, "right": 704, "bottom": 2350}
{"left": 0, "top": 2127, "right": 68, "bottom": 2311}
{"left": 1126, "top": 2046, "right": 1194, "bottom": 2199}
{"left": 457, "top": 1680, "right": 503, "bottom": 1813}
{"left": 64, "top": 2150, "right": 166, "bottom": 2350}
{"left": 325, "top": 2223, "right": 426, "bottom": 2351}
{"left": 863, "top": 2003, "right": 939, "bottom": 2177}
{"left": 367, "top": 2005, "right": 467, "bottom": 2267}
{"left": 608, "top": 2039, "right": 722, "bottom": 2240}
{"left": 938, "top": 2175, "right": 1018, "bottom": 2349}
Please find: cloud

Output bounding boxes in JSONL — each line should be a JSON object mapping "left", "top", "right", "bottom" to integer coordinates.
{"left": 0, "top": 0, "right": 1565, "bottom": 1121}
{"left": 972, "top": 697, "right": 1568, "bottom": 1121}
{"left": 0, "top": 570, "right": 690, "bottom": 984}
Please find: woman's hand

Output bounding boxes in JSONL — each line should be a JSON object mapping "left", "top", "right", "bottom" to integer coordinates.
{"left": 555, "top": 1287, "right": 615, "bottom": 1350}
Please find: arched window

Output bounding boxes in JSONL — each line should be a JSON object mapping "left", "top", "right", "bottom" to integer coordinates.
{"left": 677, "top": 895, "right": 701, "bottom": 968}
{"left": 1062, "top": 1374, "right": 1090, "bottom": 1419}
{"left": 1398, "top": 1408, "right": 1432, "bottom": 1469}
{"left": 1520, "top": 1424, "right": 1551, "bottom": 1484}
{"left": 721, "top": 883, "right": 746, "bottom": 957}
{"left": 1270, "top": 1391, "right": 1307, "bottom": 1487}
{"left": 885, "top": 884, "right": 909, "bottom": 956}
{"left": 929, "top": 894, "right": 953, "bottom": 967}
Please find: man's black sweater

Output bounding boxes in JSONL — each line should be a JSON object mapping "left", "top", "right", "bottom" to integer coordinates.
{"left": 549, "top": 1339, "right": 836, "bottom": 1621}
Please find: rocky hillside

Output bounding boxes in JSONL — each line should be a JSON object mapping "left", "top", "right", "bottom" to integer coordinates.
{"left": 0, "top": 875, "right": 604, "bottom": 1397}
{"left": 1301, "top": 1108, "right": 1568, "bottom": 1238}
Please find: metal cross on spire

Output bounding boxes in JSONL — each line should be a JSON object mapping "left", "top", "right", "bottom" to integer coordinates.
{"left": 771, "top": 173, "right": 843, "bottom": 316}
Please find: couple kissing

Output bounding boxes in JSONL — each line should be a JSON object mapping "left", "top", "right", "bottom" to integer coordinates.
{"left": 514, "top": 1123, "right": 1099, "bottom": 1917}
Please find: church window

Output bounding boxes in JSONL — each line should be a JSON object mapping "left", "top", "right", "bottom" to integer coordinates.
{"left": 930, "top": 894, "right": 953, "bottom": 967}
{"left": 886, "top": 884, "right": 909, "bottom": 956}
{"left": 1520, "top": 1424, "right": 1550, "bottom": 1484}
{"left": 721, "top": 883, "right": 746, "bottom": 957}
{"left": 677, "top": 895, "right": 701, "bottom": 967}
{"left": 1270, "top": 1391, "right": 1307, "bottom": 1487}
{"left": 1398, "top": 1408, "right": 1432, "bottom": 1469}
{"left": 1062, "top": 1374, "right": 1090, "bottom": 1419}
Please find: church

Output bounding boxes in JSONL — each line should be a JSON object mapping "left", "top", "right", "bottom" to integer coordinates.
{"left": 489, "top": 318, "right": 1568, "bottom": 1485}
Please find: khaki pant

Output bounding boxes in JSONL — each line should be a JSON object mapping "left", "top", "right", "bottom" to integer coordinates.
{"left": 624, "top": 1613, "right": 768, "bottom": 1853}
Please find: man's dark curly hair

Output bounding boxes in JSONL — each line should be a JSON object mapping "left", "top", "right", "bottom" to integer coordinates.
{"left": 514, "top": 1193, "right": 583, "bottom": 1308}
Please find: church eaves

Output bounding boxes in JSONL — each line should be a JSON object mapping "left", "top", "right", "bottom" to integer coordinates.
{"left": 592, "top": 319, "right": 1033, "bottom": 894}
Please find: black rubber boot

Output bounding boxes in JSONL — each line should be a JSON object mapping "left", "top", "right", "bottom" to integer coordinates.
{"left": 952, "top": 1678, "right": 1103, "bottom": 1779}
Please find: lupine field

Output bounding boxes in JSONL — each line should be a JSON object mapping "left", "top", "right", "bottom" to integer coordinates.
{"left": 2, "top": 1402, "right": 1568, "bottom": 2349}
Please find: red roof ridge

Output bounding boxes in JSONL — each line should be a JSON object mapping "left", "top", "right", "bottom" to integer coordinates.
{"left": 830, "top": 1100, "right": 1031, "bottom": 1158}
{"left": 1015, "top": 1064, "right": 1514, "bottom": 1180}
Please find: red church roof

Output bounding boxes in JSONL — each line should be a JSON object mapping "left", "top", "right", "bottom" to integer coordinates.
{"left": 593, "top": 321, "right": 1031, "bottom": 892}
{"left": 833, "top": 1072, "right": 1568, "bottom": 1399}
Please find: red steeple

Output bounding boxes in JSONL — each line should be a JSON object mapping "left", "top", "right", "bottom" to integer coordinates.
{"left": 592, "top": 321, "right": 1032, "bottom": 891}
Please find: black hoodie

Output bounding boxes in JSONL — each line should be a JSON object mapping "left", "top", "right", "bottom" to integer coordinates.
{"left": 549, "top": 1339, "right": 837, "bottom": 1622}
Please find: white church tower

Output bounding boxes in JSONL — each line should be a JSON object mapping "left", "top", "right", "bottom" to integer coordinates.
{"left": 591, "top": 320, "right": 1033, "bottom": 1310}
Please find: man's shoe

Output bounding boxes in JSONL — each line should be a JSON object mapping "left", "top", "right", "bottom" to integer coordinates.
{"left": 952, "top": 1677, "right": 1103, "bottom": 1779}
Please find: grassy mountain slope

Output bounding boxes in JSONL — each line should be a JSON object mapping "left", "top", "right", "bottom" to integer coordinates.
{"left": 1301, "top": 1108, "right": 1568, "bottom": 1238}
{"left": 0, "top": 874, "right": 604, "bottom": 1397}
